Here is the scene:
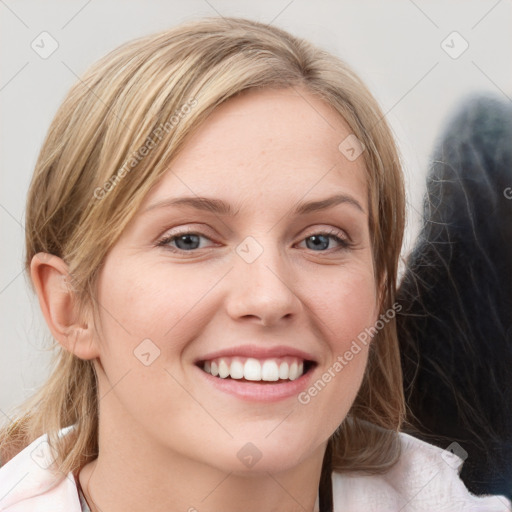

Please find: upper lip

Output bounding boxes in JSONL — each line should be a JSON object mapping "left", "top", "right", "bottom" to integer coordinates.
{"left": 195, "top": 345, "right": 317, "bottom": 364}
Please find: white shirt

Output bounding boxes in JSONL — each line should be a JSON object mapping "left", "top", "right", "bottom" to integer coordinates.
{"left": 0, "top": 428, "right": 510, "bottom": 511}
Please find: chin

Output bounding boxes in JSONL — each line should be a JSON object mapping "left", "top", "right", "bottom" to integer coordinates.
{"left": 202, "top": 435, "right": 322, "bottom": 476}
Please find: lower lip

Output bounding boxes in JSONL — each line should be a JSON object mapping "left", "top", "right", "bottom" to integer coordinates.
{"left": 195, "top": 365, "right": 316, "bottom": 403}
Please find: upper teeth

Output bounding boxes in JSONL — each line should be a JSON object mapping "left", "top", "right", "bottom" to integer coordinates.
{"left": 202, "top": 357, "right": 305, "bottom": 381}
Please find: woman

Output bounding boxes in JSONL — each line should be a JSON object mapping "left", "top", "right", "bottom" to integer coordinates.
{"left": 0, "top": 16, "right": 509, "bottom": 511}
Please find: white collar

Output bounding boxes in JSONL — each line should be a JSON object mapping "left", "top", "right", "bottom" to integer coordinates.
{"left": 0, "top": 427, "right": 510, "bottom": 511}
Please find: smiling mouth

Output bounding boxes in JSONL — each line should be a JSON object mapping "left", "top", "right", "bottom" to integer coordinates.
{"left": 197, "top": 356, "right": 316, "bottom": 383}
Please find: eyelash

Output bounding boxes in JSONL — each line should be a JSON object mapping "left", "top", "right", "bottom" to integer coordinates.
{"left": 155, "top": 228, "right": 354, "bottom": 255}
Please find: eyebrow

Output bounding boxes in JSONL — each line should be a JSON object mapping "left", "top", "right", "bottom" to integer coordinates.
{"left": 143, "top": 193, "right": 365, "bottom": 216}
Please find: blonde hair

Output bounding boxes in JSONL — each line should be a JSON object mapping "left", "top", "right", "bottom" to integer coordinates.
{"left": 0, "top": 16, "right": 406, "bottom": 478}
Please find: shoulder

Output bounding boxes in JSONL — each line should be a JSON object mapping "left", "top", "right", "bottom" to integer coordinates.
{"left": 331, "top": 432, "right": 512, "bottom": 512}
{"left": 0, "top": 428, "right": 81, "bottom": 512}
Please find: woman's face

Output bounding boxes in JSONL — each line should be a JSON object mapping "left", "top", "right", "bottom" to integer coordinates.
{"left": 90, "top": 87, "right": 379, "bottom": 474}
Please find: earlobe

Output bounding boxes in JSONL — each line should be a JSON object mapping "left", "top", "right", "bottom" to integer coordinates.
{"left": 30, "top": 252, "right": 99, "bottom": 360}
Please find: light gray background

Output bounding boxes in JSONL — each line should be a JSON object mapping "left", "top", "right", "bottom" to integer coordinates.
{"left": 1, "top": 0, "right": 511, "bottom": 415}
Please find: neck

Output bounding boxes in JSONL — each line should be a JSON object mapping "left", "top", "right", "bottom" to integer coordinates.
{"left": 78, "top": 446, "right": 324, "bottom": 512}
{"left": 77, "top": 407, "right": 325, "bottom": 512}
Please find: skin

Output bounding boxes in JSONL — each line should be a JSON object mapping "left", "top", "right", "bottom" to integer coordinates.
{"left": 32, "top": 87, "right": 381, "bottom": 512}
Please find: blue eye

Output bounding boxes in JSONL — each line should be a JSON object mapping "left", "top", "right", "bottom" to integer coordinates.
{"left": 300, "top": 233, "right": 351, "bottom": 251}
{"left": 157, "top": 232, "right": 212, "bottom": 251}
{"left": 156, "top": 229, "right": 353, "bottom": 254}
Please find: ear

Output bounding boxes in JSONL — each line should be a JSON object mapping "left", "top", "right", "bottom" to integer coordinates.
{"left": 30, "top": 253, "right": 99, "bottom": 360}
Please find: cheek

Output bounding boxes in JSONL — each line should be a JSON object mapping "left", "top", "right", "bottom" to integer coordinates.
{"left": 96, "top": 259, "right": 202, "bottom": 338}
{"left": 303, "top": 266, "right": 377, "bottom": 400}
{"left": 310, "top": 265, "right": 378, "bottom": 353}
{"left": 93, "top": 259, "right": 222, "bottom": 381}
{"left": 295, "top": 272, "right": 376, "bottom": 436}
{"left": 91, "top": 261, "right": 207, "bottom": 423}
{"left": 95, "top": 252, "right": 378, "bottom": 375}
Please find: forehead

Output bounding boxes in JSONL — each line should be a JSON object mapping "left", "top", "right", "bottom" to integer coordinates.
{"left": 142, "top": 87, "right": 368, "bottom": 214}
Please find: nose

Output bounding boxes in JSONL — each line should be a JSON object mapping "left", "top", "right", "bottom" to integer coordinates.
{"left": 224, "top": 237, "right": 303, "bottom": 327}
